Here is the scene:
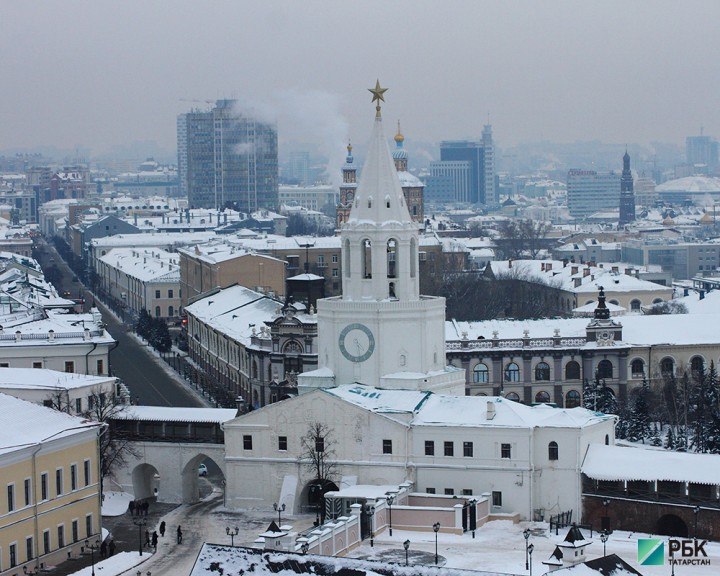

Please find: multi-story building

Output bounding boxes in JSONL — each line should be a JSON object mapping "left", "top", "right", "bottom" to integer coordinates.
{"left": 566, "top": 170, "right": 620, "bottom": 219}
{"left": 0, "top": 188, "right": 37, "bottom": 224}
{"left": 177, "top": 242, "right": 286, "bottom": 307}
{"left": 686, "top": 133, "right": 718, "bottom": 174}
{"left": 68, "top": 215, "right": 141, "bottom": 258}
{"left": 0, "top": 394, "right": 103, "bottom": 574}
{"left": 279, "top": 185, "right": 337, "bottom": 213}
{"left": 96, "top": 248, "right": 182, "bottom": 320}
{"left": 177, "top": 100, "right": 278, "bottom": 211}
{"left": 439, "top": 126, "right": 495, "bottom": 205}
{"left": 425, "top": 160, "right": 471, "bottom": 204}
{"left": 622, "top": 240, "right": 720, "bottom": 279}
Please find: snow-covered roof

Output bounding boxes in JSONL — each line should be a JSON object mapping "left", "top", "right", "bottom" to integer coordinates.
{"left": 0, "top": 309, "right": 114, "bottom": 346}
{"left": 326, "top": 385, "right": 612, "bottom": 429}
{"left": 0, "top": 393, "right": 101, "bottom": 456}
{"left": 90, "top": 231, "right": 217, "bottom": 249}
{"left": 176, "top": 242, "right": 285, "bottom": 265}
{"left": 0, "top": 368, "right": 114, "bottom": 391}
{"left": 582, "top": 443, "right": 720, "bottom": 485}
{"left": 99, "top": 247, "right": 180, "bottom": 282}
{"left": 656, "top": 175, "right": 720, "bottom": 193}
{"left": 112, "top": 406, "right": 238, "bottom": 423}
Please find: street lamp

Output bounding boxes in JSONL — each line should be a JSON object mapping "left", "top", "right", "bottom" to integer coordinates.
{"left": 600, "top": 531, "right": 609, "bottom": 556}
{"left": 84, "top": 539, "right": 101, "bottom": 576}
{"left": 226, "top": 526, "right": 239, "bottom": 546}
{"left": 131, "top": 514, "right": 147, "bottom": 556}
{"left": 693, "top": 506, "right": 700, "bottom": 540}
{"left": 523, "top": 528, "right": 531, "bottom": 570}
{"left": 602, "top": 498, "right": 610, "bottom": 532}
{"left": 386, "top": 494, "right": 394, "bottom": 536}
{"left": 528, "top": 543, "right": 534, "bottom": 576}
{"left": 301, "top": 541, "right": 309, "bottom": 555}
{"left": 433, "top": 522, "right": 441, "bottom": 565}
{"left": 403, "top": 539, "right": 410, "bottom": 566}
{"left": 274, "top": 502, "right": 286, "bottom": 525}
{"left": 367, "top": 505, "right": 376, "bottom": 547}
{"left": 469, "top": 498, "right": 478, "bottom": 538}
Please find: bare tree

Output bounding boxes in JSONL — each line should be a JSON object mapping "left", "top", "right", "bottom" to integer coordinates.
{"left": 44, "top": 388, "right": 72, "bottom": 414}
{"left": 495, "top": 219, "right": 552, "bottom": 260}
{"left": 299, "top": 422, "right": 338, "bottom": 486}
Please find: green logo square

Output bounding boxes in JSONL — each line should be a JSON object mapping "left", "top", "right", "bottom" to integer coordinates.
{"left": 638, "top": 539, "right": 665, "bottom": 565}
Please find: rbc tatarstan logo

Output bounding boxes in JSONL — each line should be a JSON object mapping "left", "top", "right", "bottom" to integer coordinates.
{"left": 638, "top": 539, "right": 664, "bottom": 566}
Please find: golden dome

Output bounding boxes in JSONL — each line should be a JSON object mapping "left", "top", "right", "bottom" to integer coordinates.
{"left": 394, "top": 120, "right": 404, "bottom": 144}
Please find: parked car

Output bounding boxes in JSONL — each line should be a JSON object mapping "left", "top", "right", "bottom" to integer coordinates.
{"left": 198, "top": 463, "right": 208, "bottom": 477}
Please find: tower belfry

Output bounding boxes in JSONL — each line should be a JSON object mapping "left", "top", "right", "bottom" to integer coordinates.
{"left": 299, "top": 82, "right": 464, "bottom": 394}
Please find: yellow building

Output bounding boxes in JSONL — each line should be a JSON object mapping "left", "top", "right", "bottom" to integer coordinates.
{"left": 0, "top": 393, "right": 103, "bottom": 575}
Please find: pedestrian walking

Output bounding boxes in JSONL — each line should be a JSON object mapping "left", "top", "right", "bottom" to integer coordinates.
{"left": 100, "top": 540, "right": 107, "bottom": 559}
{"left": 176, "top": 525, "right": 183, "bottom": 544}
{"left": 152, "top": 531, "right": 158, "bottom": 551}
{"left": 145, "top": 529, "right": 151, "bottom": 548}
{"left": 159, "top": 521, "right": 166, "bottom": 537}
{"left": 143, "top": 501, "right": 149, "bottom": 516}
{"left": 128, "top": 500, "right": 135, "bottom": 517}
{"left": 109, "top": 540, "right": 116, "bottom": 556}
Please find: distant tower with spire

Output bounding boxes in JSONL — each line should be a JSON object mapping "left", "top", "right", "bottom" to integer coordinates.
{"left": 336, "top": 143, "right": 357, "bottom": 228}
{"left": 619, "top": 150, "right": 636, "bottom": 227}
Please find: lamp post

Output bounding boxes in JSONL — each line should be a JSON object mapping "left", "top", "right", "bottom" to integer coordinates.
{"left": 523, "top": 528, "right": 531, "bottom": 570}
{"left": 693, "top": 505, "right": 700, "bottom": 540}
{"left": 226, "top": 527, "right": 239, "bottom": 546}
{"left": 301, "top": 541, "right": 309, "bottom": 555}
{"left": 433, "top": 522, "right": 441, "bottom": 565}
{"left": 84, "top": 539, "right": 100, "bottom": 576}
{"left": 528, "top": 543, "right": 534, "bottom": 576}
{"left": 602, "top": 498, "right": 610, "bottom": 532}
{"left": 403, "top": 539, "right": 410, "bottom": 566}
{"left": 600, "top": 531, "right": 608, "bottom": 556}
{"left": 131, "top": 514, "right": 147, "bottom": 556}
{"left": 367, "top": 505, "right": 376, "bottom": 547}
{"left": 274, "top": 502, "right": 286, "bottom": 525}
{"left": 386, "top": 494, "right": 394, "bottom": 536}
{"left": 469, "top": 498, "right": 478, "bottom": 538}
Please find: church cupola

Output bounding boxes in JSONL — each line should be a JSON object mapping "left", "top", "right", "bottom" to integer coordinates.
{"left": 393, "top": 121, "right": 408, "bottom": 172}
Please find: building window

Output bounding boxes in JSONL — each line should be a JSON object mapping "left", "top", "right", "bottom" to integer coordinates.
{"left": 472, "top": 363, "right": 489, "bottom": 383}
{"left": 630, "top": 359, "right": 645, "bottom": 378}
{"left": 548, "top": 441, "right": 559, "bottom": 461}
{"left": 425, "top": 440, "right": 435, "bottom": 455}
{"left": 504, "top": 362, "right": 520, "bottom": 382}
{"left": 596, "top": 359, "right": 613, "bottom": 379}
{"left": 505, "top": 392, "right": 520, "bottom": 402}
{"left": 463, "top": 441, "right": 473, "bottom": 457}
{"left": 501, "top": 443, "right": 511, "bottom": 459}
{"left": 24, "top": 478, "right": 31, "bottom": 507}
{"left": 71, "top": 464, "right": 77, "bottom": 491}
{"left": 10, "top": 542, "right": 17, "bottom": 568}
{"left": 56, "top": 469, "right": 63, "bottom": 496}
{"left": 26, "top": 536, "right": 34, "bottom": 560}
{"left": 41, "top": 473, "right": 48, "bottom": 501}
{"left": 535, "top": 391, "right": 551, "bottom": 403}
{"left": 383, "top": 439, "right": 393, "bottom": 454}
{"left": 0, "top": 362, "right": 8, "bottom": 367}
{"left": 155, "top": 290, "right": 161, "bottom": 298}
{"left": 492, "top": 491, "right": 502, "bottom": 507}
{"left": 566, "top": 390, "right": 581, "bottom": 408}
{"left": 168, "top": 289, "right": 174, "bottom": 298}
{"left": 155, "top": 306, "right": 161, "bottom": 317}
{"left": 72, "top": 519, "right": 79, "bottom": 543}
{"left": 278, "top": 436, "right": 287, "bottom": 451}
{"left": 76, "top": 398, "right": 82, "bottom": 413}
{"left": 43, "top": 530, "right": 50, "bottom": 555}
{"left": 426, "top": 488, "right": 436, "bottom": 494}
{"left": 58, "top": 525, "right": 65, "bottom": 548}
{"left": 332, "top": 268, "right": 338, "bottom": 277}
{"left": 86, "top": 514, "right": 93, "bottom": 538}
{"left": 462, "top": 489, "right": 473, "bottom": 496}
{"left": 444, "top": 488, "right": 455, "bottom": 495}
{"left": 690, "top": 356, "right": 705, "bottom": 375}
{"left": 315, "top": 436, "right": 325, "bottom": 453}
{"left": 565, "top": 361, "right": 581, "bottom": 380}
{"left": 84, "top": 460, "right": 91, "bottom": 486}
{"left": 64, "top": 361, "right": 74, "bottom": 373}
{"left": 630, "top": 299, "right": 641, "bottom": 311}
{"left": 243, "top": 435, "right": 253, "bottom": 450}
{"left": 660, "top": 357, "right": 675, "bottom": 377}
{"left": 33, "top": 361, "right": 42, "bottom": 368}
{"left": 535, "top": 362, "right": 551, "bottom": 381}
{"left": 332, "top": 254, "right": 338, "bottom": 263}
{"left": 168, "top": 305, "right": 174, "bottom": 317}
{"left": 7, "top": 483, "right": 14, "bottom": 511}
{"left": 444, "top": 441, "right": 454, "bottom": 457}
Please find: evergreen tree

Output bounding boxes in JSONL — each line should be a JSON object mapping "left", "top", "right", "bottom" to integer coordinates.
{"left": 582, "top": 377, "right": 599, "bottom": 411}
{"left": 664, "top": 426, "right": 676, "bottom": 450}
{"left": 135, "top": 309, "right": 151, "bottom": 340}
{"left": 596, "top": 380, "right": 618, "bottom": 415}
{"left": 626, "top": 379, "right": 652, "bottom": 443}
{"left": 650, "top": 423, "right": 662, "bottom": 447}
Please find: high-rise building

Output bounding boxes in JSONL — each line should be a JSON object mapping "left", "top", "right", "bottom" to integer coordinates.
{"left": 439, "top": 125, "right": 495, "bottom": 205}
{"left": 619, "top": 151, "right": 636, "bottom": 227}
{"left": 426, "top": 161, "right": 471, "bottom": 203}
{"left": 686, "top": 133, "right": 718, "bottom": 173}
{"left": 177, "top": 100, "right": 278, "bottom": 211}
{"left": 566, "top": 170, "right": 620, "bottom": 219}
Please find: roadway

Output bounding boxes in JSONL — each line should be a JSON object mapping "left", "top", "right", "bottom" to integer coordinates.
{"left": 33, "top": 239, "right": 204, "bottom": 407}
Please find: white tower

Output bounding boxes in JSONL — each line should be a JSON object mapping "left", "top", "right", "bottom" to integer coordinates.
{"left": 299, "top": 82, "right": 464, "bottom": 394}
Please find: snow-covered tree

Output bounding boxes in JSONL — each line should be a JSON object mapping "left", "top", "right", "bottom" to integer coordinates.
{"left": 626, "top": 379, "right": 652, "bottom": 443}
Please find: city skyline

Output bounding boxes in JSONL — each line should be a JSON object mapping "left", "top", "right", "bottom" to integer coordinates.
{"left": 1, "top": 1, "right": 720, "bottom": 158}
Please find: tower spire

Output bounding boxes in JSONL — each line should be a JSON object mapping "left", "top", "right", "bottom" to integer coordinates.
{"left": 368, "top": 79, "right": 388, "bottom": 118}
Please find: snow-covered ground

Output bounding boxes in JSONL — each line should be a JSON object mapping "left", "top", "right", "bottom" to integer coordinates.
{"left": 102, "top": 491, "right": 133, "bottom": 517}
{"left": 346, "top": 520, "right": 720, "bottom": 575}
{"left": 66, "top": 551, "right": 151, "bottom": 576}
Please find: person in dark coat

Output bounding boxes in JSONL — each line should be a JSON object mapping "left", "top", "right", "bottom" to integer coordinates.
{"left": 159, "top": 521, "right": 166, "bottom": 537}
{"left": 145, "top": 529, "right": 151, "bottom": 547}
{"left": 152, "top": 531, "right": 158, "bottom": 551}
{"left": 100, "top": 540, "right": 107, "bottom": 558}
{"left": 176, "top": 525, "right": 183, "bottom": 544}
{"left": 108, "top": 540, "right": 116, "bottom": 556}
{"left": 128, "top": 500, "right": 135, "bottom": 517}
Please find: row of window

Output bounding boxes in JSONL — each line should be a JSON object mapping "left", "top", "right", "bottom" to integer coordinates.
{"left": 154, "top": 289, "right": 177, "bottom": 299}
{"left": 425, "top": 488, "right": 503, "bottom": 507}
{"left": 0, "top": 360, "right": 104, "bottom": 374}
{"left": 501, "top": 389, "right": 582, "bottom": 408}
{"left": 6, "top": 461, "right": 91, "bottom": 513}
{"left": 2, "top": 515, "right": 94, "bottom": 570}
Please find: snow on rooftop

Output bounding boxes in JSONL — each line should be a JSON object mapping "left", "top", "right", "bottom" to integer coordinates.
{"left": 112, "top": 406, "right": 238, "bottom": 423}
{"left": 0, "top": 367, "right": 114, "bottom": 390}
{"left": 582, "top": 443, "right": 720, "bottom": 485}
{"left": 99, "top": 247, "right": 179, "bottom": 282}
{"left": 0, "top": 393, "right": 101, "bottom": 456}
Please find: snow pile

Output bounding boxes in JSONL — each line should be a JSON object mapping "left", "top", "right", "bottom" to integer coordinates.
{"left": 101, "top": 491, "right": 133, "bottom": 517}
{"left": 67, "top": 551, "right": 149, "bottom": 576}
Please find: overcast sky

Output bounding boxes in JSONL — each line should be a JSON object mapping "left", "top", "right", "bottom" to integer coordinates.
{"left": 2, "top": 1, "right": 719, "bottom": 158}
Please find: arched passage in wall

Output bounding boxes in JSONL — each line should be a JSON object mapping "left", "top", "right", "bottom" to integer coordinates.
{"left": 181, "top": 453, "right": 226, "bottom": 504}
{"left": 300, "top": 479, "right": 340, "bottom": 521}
{"left": 656, "top": 514, "right": 688, "bottom": 538}
{"left": 131, "top": 463, "right": 161, "bottom": 501}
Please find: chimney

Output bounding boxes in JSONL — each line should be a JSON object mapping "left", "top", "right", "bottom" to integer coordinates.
{"left": 625, "top": 267, "right": 632, "bottom": 276}
{"left": 571, "top": 266, "right": 579, "bottom": 275}
{"left": 700, "top": 290, "right": 705, "bottom": 300}
{"left": 546, "top": 263, "right": 552, "bottom": 271}
{"left": 684, "top": 287, "right": 689, "bottom": 297}
{"left": 611, "top": 265, "right": 619, "bottom": 273}
{"left": 541, "top": 263, "right": 546, "bottom": 272}
{"left": 486, "top": 401, "right": 496, "bottom": 420}
{"left": 583, "top": 268, "right": 590, "bottom": 277}
{"left": 574, "top": 278, "right": 582, "bottom": 288}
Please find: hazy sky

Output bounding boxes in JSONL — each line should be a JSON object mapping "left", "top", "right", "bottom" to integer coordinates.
{"left": 2, "top": 1, "right": 720, "bottom": 159}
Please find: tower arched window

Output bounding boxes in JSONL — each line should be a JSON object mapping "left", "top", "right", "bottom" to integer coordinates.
{"left": 473, "top": 363, "right": 489, "bottom": 384}
{"left": 535, "top": 391, "right": 551, "bottom": 403}
{"left": 504, "top": 362, "right": 520, "bottom": 382}
{"left": 690, "top": 356, "right": 705, "bottom": 376}
{"left": 630, "top": 359, "right": 645, "bottom": 378}
{"left": 387, "top": 239, "right": 397, "bottom": 279}
{"left": 596, "top": 359, "right": 613, "bottom": 379}
{"left": 566, "top": 390, "right": 581, "bottom": 408}
{"left": 361, "top": 239, "right": 372, "bottom": 279}
{"left": 410, "top": 238, "right": 417, "bottom": 278}
{"left": 344, "top": 239, "right": 351, "bottom": 277}
{"left": 565, "top": 361, "right": 581, "bottom": 380}
{"left": 660, "top": 357, "right": 675, "bottom": 377}
{"left": 505, "top": 392, "right": 520, "bottom": 402}
{"left": 548, "top": 441, "right": 559, "bottom": 461}
{"left": 535, "top": 362, "right": 551, "bottom": 381}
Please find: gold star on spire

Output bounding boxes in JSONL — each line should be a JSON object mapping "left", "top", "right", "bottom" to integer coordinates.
{"left": 368, "top": 80, "right": 388, "bottom": 118}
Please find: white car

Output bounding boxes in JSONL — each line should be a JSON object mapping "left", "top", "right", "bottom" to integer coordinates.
{"left": 198, "top": 463, "right": 208, "bottom": 477}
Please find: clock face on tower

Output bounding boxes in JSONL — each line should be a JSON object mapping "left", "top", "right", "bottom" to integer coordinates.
{"left": 338, "top": 323, "right": 375, "bottom": 363}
